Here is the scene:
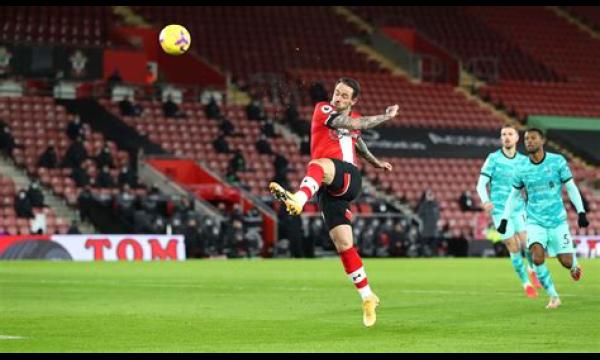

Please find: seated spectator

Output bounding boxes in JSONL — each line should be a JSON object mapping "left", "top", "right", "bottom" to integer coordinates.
{"left": 218, "top": 116, "right": 236, "bottom": 136}
{"left": 66, "top": 116, "right": 84, "bottom": 141}
{"left": 115, "top": 184, "right": 137, "bottom": 223}
{"left": 150, "top": 216, "right": 167, "bottom": 234}
{"left": 62, "top": 137, "right": 88, "bottom": 169}
{"left": 77, "top": 186, "right": 93, "bottom": 222}
{"left": 27, "top": 180, "right": 45, "bottom": 208}
{"left": 96, "top": 165, "right": 115, "bottom": 188}
{"left": 37, "top": 144, "right": 58, "bottom": 169}
{"left": 204, "top": 97, "right": 222, "bottom": 119}
{"left": 255, "top": 135, "right": 273, "bottom": 155}
{"left": 246, "top": 98, "right": 266, "bottom": 121}
{"left": 118, "top": 96, "right": 142, "bottom": 117}
{"left": 172, "top": 196, "right": 197, "bottom": 224}
{"left": 183, "top": 218, "right": 205, "bottom": 258}
{"left": 118, "top": 165, "right": 137, "bottom": 188}
{"left": 459, "top": 190, "right": 479, "bottom": 211}
{"left": 228, "top": 150, "right": 246, "bottom": 173}
{"left": 14, "top": 189, "right": 34, "bottom": 218}
{"left": 212, "top": 133, "right": 231, "bottom": 154}
{"left": 388, "top": 222, "right": 409, "bottom": 257}
{"left": 95, "top": 145, "right": 114, "bottom": 169}
{"left": 260, "top": 118, "right": 276, "bottom": 138}
{"left": 200, "top": 87, "right": 223, "bottom": 106}
{"left": 142, "top": 185, "right": 168, "bottom": 216}
{"left": 162, "top": 94, "right": 185, "bottom": 118}
{"left": 71, "top": 163, "right": 91, "bottom": 187}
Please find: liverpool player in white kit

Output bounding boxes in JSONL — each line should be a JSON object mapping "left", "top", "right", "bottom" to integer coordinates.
{"left": 269, "top": 77, "right": 397, "bottom": 327}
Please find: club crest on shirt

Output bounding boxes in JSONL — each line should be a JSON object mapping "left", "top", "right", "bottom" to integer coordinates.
{"left": 321, "top": 105, "right": 333, "bottom": 114}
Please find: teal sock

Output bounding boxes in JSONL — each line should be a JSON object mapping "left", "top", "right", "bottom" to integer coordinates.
{"left": 524, "top": 247, "right": 535, "bottom": 270}
{"left": 534, "top": 263, "right": 559, "bottom": 298}
{"left": 509, "top": 251, "right": 529, "bottom": 286}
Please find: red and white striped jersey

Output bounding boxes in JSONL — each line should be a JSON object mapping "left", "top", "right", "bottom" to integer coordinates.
{"left": 310, "top": 102, "right": 361, "bottom": 166}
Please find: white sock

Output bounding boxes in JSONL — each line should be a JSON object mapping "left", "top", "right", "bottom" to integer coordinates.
{"left": 295, "top": 191, "right": 308, "bottom": 207}
{"left": 358, "top": 285, "right": 373, "bottom": 301}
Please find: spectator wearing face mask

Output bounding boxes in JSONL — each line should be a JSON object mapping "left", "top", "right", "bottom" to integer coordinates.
{"left": 15, "top": 189, "right": 34, "bottom": 218}
{"left": 27, "top": 180, "right": 45, "bottom": 208}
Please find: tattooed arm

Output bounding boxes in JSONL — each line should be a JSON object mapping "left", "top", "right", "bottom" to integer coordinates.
{"left": 355, "top": 136, "right": 393, "bottom": 171}
{"left": 328, "top": 104, "right": 399, "bottom": 130}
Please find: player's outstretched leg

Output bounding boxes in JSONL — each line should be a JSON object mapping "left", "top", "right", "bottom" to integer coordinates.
{"left": 269, "top": 182, "right": 304, "bottom": 216}
{"left": 269, "top": 160, "right": 329, "bottom": 216}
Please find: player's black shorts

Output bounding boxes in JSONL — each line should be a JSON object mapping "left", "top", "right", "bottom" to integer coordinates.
{"left": 317, "top": 158, "right": 362, "bottom": 231}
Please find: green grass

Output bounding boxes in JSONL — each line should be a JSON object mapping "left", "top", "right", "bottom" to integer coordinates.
{"left": 1, "top": 258, "right": 599, "bottom": 352}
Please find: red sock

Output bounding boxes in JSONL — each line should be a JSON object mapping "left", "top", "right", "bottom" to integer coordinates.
{"left": 299, "top": 163, "right": 324, "bottom": 200}
{"left": 339, "top": 246, "right": 369, "bottom": 289}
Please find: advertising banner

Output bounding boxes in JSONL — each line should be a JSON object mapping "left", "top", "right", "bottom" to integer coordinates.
{"left": 0, "top": 235, "right": 185, "bottom": 261}
{"left": 574, "top": 235, "right": 600, "bottom": 259}
{"left": 361, "top": 128, "right": 502, "bottom": 158}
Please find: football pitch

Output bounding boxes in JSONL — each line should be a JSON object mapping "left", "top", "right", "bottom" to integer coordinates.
{"left": 1, "top": 258, "right": 599, "bottom": 352}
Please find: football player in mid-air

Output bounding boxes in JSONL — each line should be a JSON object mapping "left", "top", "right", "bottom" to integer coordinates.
{"left": 269, "top": 77, "right": 396, "bottom": 327}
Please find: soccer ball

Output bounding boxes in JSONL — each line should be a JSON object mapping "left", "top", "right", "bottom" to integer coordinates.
{"left": 159, "top": 24, "right": 191, "bottom": 56}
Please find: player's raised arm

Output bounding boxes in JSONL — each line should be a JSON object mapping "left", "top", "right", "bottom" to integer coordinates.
{"left": 355, "top": 136, "right": 392, "bottom": 171}
{"left": 328, "top": 105, "right": 399, "bottom": 130}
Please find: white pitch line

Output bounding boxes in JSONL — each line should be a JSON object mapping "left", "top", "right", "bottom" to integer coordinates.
{"left": 0, "top": 335, "right": 26, "bottom": 340}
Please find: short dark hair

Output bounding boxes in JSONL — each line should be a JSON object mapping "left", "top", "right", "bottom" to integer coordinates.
{"left": 336, "top": 77, "right": 361, "bottom": 99}
{"left": 525, "top": 128, "right": 545, "bottom": 139}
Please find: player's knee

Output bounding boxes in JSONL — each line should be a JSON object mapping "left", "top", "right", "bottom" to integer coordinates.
{"left": 530, "top": 245, "right": 545, "bottom": 266}
{"left": 309, "top": 159, "right": 328, "bottom": 168}
{"left": 309, "top": 159, "right": 334, "bottom": 182}
{"left": 531, "top": 252, "right": 545, "bottom": 266}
